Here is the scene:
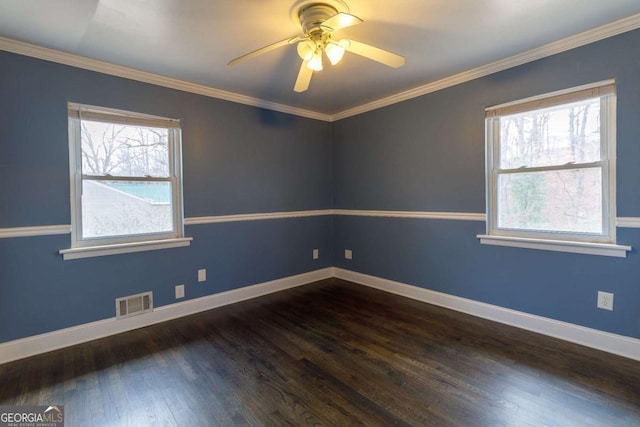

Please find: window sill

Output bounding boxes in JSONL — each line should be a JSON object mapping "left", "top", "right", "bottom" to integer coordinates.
{"left": 59, "top": 237, "right": 193, "bottom": 260}
{"left": 477, "top": 235, "right": 631, "bottom": 258}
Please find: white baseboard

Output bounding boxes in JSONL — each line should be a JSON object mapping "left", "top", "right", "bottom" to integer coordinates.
{"left": 334, "top": 268, "right": 640, "bottom": 361}
{"left": 3, "top": 266, "right": 638, "bottom": 364}
{"left": 0, "top": 268, "right": 333, "bottom": 365}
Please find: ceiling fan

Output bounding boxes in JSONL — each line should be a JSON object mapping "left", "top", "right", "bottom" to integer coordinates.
{"left": 227, "top": 1, "right": 405, "bottom": 93}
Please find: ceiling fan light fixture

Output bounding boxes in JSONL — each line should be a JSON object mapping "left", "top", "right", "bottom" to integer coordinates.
{"left": 307, "top": 51, "right": 323, "bottom": 71}
{"left": 324, "top": 42, "right": 345, "bottom": 65}
{"left": 228, "top": 1, "right": 405, "bottom": 93}
{"left": 297, "top": 40, "right": 316, "bottom": 60}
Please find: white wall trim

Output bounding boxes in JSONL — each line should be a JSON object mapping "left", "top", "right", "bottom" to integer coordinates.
{"left": 4, "top": 212, "right": 640, "bottom": 238}
{"left": 59, "top": 237, "right": 194, "bottom": 260}
{"left": 335, "top": 210, "right": 640, "bottom": 228}
{"left": 184, "top": 209, "right": 333, "bottom": 225}
{"left": 330, "top": 13, "right": 640, "bottom": 121}
{"left": 477, "top": 234, "right": 631, "bottom": 258}
{"left": 2, "top": 14, "right": 640, "bottom": 122}
{"left": 0, "top": 224, "right": 71, "bottom": 238}
{"left": 0, "top": 36, "right": 331, "bottom": 122}
{"left": 333, "top": 268, "right": 640, "bottom": 361}
{"left": 617, "top": 217, "right": 640, "bottom": 228}
{"left": 0, "top": 267, "right": 334, "bottom": 365}
{"left": 333, "top": 209, "right": 486, "bottom": 221}
{"left": 3, "top": 266, "right": 639, "bottom": 364}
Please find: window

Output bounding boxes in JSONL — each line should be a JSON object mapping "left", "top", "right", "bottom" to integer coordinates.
{"left": 478, "top": 80, "right": 630, "bottom": 257}
{"left": 61, "top": 103, "right": 191, "bottom": 260}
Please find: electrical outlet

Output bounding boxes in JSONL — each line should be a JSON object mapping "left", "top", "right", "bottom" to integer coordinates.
{"left": 175, "top": 284, "right": 185, "bottom": 299}
{"left": 345, "top": 249, "right": 353, "bottom": 260}
{"left": 597, "top": 291, "right": 614, "bottom": 311}
{"left": 313, "top": 249, "right": 319, "bottom": 260}
{"left": 198, "top": 269, "right": 206, "bottom": 282}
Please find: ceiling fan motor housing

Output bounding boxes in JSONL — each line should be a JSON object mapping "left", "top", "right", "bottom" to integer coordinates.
{"left": 299, "top": 4, "right": 339, "bottom": 35}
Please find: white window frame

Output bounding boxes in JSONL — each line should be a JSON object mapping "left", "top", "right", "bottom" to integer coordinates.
{"left": 60, "top": 103, "right": 191, "bottom": 260}
{"left": 477, "top": 80, "right": 630, "bottom": 257}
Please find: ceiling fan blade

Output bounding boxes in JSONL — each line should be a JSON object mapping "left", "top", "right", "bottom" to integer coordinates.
{"left": 321, "top": 12, "right": 362, "bottom": 32}
{"left": 228, "top": 36, "right": 303, "bottom": 66}
{"left": 343, "top": 39, "right": 405, "bottom": 68}
{"left": 294, "top": 60, "right": 313, "bottom": 92}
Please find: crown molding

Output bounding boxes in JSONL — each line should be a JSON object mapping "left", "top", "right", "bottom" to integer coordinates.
{"left": 329, "top": 13, "right": 640, "bottom": 121}
{"left": 1, "top": 13, "right": 639, "bottom": 123}
{"left": 0, "top": 36, "right": 332, "bottom": 122}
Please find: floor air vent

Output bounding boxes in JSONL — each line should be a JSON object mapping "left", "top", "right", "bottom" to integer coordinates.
{"left": 116, "top": 292, "right": 153, "bottom": 319}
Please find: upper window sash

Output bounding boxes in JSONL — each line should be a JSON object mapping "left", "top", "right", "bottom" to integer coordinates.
{"left": 485, "top": 80, "right": 615, "bottom": 118}
{"left": 68, "top": 102, "right": 180, "bottom": 129}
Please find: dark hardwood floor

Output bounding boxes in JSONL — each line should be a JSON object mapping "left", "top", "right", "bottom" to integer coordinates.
{"left": 1, "top": 278, "right": 639, "bottom": 426}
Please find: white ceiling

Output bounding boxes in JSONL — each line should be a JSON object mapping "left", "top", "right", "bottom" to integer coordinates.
{"left": 1, "top": 0, "right": 640, "bottom": 117}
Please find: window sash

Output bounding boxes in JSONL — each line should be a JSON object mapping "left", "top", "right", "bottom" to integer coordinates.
{"left": 68, "top": 103, "right": 184, "bottom": 248}
{"left": 485, "top": 82, "right": 616, "bottom": 244}
{"left": 499, "top": 161, "right": 602, "bottom": 175}
{"left": 485, "top": 80, "right": 615, "bottom": 118}
{"left": 494, "top": 167, "right": 604, "bottom": 235}
{"left": 68, "top": 102, "right": 180, "bottom": 129}
{"left": 82, "top": 175, "right": 173, "bottom": 182}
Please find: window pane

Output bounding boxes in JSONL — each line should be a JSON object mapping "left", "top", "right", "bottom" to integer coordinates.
{"left": 499, "top": 98, "right": 600, "bottom": 169}
{"left": 81, "top": 120, "right": 169, "bottom": 177}
{"left": 497, "top": 168, "right": 602, "bottom": 233}
{"left": 81, "top": 180, "right": 173, "bottom": 238}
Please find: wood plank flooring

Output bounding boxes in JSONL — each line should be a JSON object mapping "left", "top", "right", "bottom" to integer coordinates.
{"left": 1, "top": 278, "right": 639, "bottom": 426}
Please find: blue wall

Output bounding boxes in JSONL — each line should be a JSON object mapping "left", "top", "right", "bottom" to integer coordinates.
{"left": 332, "top": 29, "right": 640, "bottom": 339}
{"left": 0, "top": 51, "right": 333, "bottom": 343}
{"left": 2, "top": 28, "right": 640, "bottom": 345}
